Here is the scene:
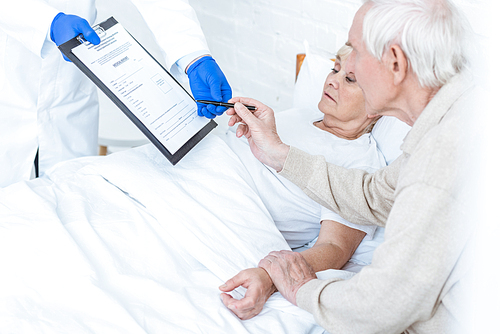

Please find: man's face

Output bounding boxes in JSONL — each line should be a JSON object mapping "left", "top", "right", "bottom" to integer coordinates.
{"left": 345, "top": 3, "right": 394, "bottom": 116}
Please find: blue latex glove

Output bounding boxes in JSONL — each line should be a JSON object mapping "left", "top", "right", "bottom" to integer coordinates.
{"left": 50, "top": 12, "right": 100, "bottom": 61}
{"left": 187, "top": 56, "right": 232, "bottom": 119}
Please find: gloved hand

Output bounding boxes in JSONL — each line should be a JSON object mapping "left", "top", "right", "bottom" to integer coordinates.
{"left": 187, "top": 56, "right": 232, "bottom": 119}
{"left": 50, "top": 12, "right": 100, "bottom": 61}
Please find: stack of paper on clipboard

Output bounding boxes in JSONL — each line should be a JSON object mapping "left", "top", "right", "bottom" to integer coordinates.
{"left": 59, "top": 17, "right": 216, "bottom": 165}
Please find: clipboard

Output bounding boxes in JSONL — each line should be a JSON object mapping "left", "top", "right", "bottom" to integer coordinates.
{"left": 58, "top": 17, "right": 217, "bottom": 165}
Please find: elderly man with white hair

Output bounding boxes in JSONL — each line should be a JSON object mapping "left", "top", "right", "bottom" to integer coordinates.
{"left": 225, "top": 0, "right": 475, "bottom": 333}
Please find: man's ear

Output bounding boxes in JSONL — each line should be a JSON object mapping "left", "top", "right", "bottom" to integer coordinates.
{"left": 384, "top": 45, "right": 408, "bottom": 86}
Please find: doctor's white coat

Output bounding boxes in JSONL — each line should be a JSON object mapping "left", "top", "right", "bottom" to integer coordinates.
{"left": 0, "top": 0, "right": 209, "bottom": 187}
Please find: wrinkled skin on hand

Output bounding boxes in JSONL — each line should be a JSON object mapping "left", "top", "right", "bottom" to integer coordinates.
{"left": 258, "top": 250, "right": 317, "bottom": 306}
{"left": 219, "top": 267, "right": 277, "bottom": 320}
{"left": 226, "top": 97, "right": 290, "bottom": 172}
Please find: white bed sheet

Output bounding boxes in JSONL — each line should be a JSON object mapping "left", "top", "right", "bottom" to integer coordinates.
{"left": 0, "top": 135, "right": 331, "bottom": 334}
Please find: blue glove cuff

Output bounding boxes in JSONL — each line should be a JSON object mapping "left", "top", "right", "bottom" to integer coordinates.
{"left": 186, "top": 55, "right": 214, "bottom": 77}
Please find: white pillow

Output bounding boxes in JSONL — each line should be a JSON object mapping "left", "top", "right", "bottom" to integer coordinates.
{"left": 371, "top": 116, "right": 411, "bottom": 165}
{"left": 293, "top": 41, "right": 334, "bottom": 111}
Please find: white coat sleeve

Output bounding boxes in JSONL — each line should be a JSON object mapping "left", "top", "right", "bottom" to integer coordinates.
{"left": 128, "top": 0, "right": 210, "bottom": 78}
{"left": 0, "top": 1, "right": 59, "bottom": 57}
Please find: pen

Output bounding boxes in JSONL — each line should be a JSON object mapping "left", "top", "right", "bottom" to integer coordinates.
{"left": 196, "top": 100, "right": 256, "bottom": 111}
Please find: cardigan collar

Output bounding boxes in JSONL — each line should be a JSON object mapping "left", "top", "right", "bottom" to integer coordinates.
{"left": 400, "top": 72, "right": 472, "bottom": 155}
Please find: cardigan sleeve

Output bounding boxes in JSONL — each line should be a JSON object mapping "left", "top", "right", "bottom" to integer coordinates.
{"left": 278, "top": 146, "right": 401, "bottom": 227}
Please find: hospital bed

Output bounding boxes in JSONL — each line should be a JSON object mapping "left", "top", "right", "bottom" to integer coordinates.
{"left": 0, "top": 47, "right": 410, "bottom": 334}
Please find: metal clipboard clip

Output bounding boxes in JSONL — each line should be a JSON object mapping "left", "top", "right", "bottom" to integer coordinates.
{"left": 76, "top": 25, "right": 106, "bottom": 46}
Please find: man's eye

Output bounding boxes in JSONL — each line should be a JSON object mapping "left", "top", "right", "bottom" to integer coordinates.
{"left": 331, "top": 68, "right": 339, "bottom": 74}
{"left": 346, "top": 76, "right": 356, "bottom": 83}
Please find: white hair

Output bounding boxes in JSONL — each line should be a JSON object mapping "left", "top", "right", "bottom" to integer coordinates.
{"left": 362, "top": 0, "right": 470, "bottom": 88}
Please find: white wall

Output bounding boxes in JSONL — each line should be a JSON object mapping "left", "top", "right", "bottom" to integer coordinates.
{"left": 188, "top": 0, "right": 486, "bottom": 111}
{"left": 189, "top": 0, "right": 362, "bottom": 111}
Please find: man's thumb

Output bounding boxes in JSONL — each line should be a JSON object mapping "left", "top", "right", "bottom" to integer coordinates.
{"left": 234, "top": 102, "right": 254, "bottom": 124}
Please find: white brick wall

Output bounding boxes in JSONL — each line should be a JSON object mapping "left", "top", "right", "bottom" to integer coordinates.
{"left": 189, "top": 0, "right": 485, "bottom": 111}
{"left": 189, "top": 0, "right": 363, "bottom": 111}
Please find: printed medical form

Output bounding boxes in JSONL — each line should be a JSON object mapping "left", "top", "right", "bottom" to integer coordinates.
{"left": 71, "top": 22, "right": 211, "bottom": 155}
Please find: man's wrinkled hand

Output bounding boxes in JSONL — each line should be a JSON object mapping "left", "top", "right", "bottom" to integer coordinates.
{"left": 259, "top": 250, "right": 317, "bottom": 306}
{"left": 226, "top": 97, "right": 290, "bottom": 172}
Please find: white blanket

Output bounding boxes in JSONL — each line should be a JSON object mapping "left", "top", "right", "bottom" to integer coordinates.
{"left": 0, "top": 135, "right": 337, "bottom": 333}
